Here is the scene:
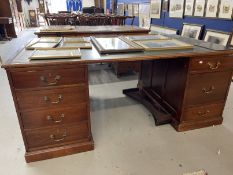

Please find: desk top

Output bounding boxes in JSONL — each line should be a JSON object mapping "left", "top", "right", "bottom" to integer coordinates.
{"left": 2, "top": 36, "right": 233, "bottom": 69}
{"left": 35, "top": 25, "right": 150, "bottom": 35}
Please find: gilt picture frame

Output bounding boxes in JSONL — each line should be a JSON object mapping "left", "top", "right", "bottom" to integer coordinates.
{"left": 205, "top": 0, "right": 219, "bottom": 18}
{"left": 150, "top": 0, "right": 162, "bottom": 19}
{"left": 194, "top": 0, "right": 206, "bottom": 17}
{"left": 169, "top": 0, "right": 185, "bottom": 18}
{"left": 181, "top": 23, "right": 204, "bottom": 39}
{"left": 204, "top": 29, "right": 231, "bottom": 46}
{"left": 184, "top": 0, "right": 195, "bottom": 16}
{"left": 218, "top": 0, "right": 233, "bottom": 19}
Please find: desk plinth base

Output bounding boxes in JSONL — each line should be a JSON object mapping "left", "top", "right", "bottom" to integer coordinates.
{"left": 123, "top": 88, "right": 172, "bottom": 125}
{"left": 25, "top": 139, "right": 94, "bottom": 163}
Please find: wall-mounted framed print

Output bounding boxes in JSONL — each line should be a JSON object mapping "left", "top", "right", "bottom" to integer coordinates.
{"left": 150, "top": 0, "right": 162, "bottom": 19}
{"left": 125, "top": 4, "right": 128, "bottom": 12}
{"left": 181, "top": 23, "right": 204, "bottom": 39}
{"left": 204, "top": 29, "right": 231, "bottom": 46}
{"left": 150, "top": 25, "right": 178, "bottom": 35}
{"left": 218, "top": 0, "right": 233, "bottom": 19}
{"left": 162, "top": 0, "right": 169, "bottom": 12}
{"left": 205, "top": 0, "right": 219, "bottom": 18}
{"left": 139, "top": 3, "right": 151, "bottom": 29}
{"left": 133, "top": 3, "right": 139, "bottom": 16}
{"left": 184, "top": 0, "right": 195, "bottom": 16}
{"left": 169, "top": 0, "right": 185, "bottom": 18}
{"left": 194, "top": 0, "right": 206, "bottom": 17}
{"left": 128, "top": 4, "right": 133, "bottom": 16}
{"left": 117, "top": 3, "right": 125, "bottom": 16}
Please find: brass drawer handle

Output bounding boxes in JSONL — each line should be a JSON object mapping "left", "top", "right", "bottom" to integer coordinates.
{"left": 47, "top": 114, "right": 65, "bottom": 123}
{"left": 197, "top": 110, "right": 210, "bottom": 117}
{"left": 207, "top": 62, "right": 221, "bottom": 70}
{"left": 202, "top": 86, "right": 215, "bottom": 94}
{"left": 50, "top": 131, "right": 67, "bottom": 142}
{"left": 40, "top": 75, "right": 61, "bottom": 86}
{"left": 44, "top": 95, "right": 63, "bottom": 104}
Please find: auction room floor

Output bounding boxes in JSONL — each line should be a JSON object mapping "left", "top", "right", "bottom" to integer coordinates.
{"left": 0, "top": 29, "right": 233, "bottom": 175}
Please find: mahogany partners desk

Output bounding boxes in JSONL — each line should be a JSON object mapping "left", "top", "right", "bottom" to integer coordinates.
{"left": 2, "top": 37, "right": 233, "bottom": 163}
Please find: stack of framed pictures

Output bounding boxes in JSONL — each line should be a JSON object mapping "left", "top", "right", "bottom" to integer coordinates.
{"left": 90, "top": 36, "right": 144, "bottom": 54}
{"left": 60, "top": 37, "right": 92, "bottom": 49}
{"left": 26, "top": 37, "right": 62, "bottom": 50}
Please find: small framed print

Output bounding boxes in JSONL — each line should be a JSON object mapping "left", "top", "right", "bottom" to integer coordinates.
{"left": 218, "top": 0, "right": 233, "bottom": 19}
{"left": 205, "top": 0, "right": 219, "bottom": 18}
{"left": 133, "top": 3, "right": 139, "bottom": 16}
{"left": 150, "top": 0, "right": 162, "bottom": 19}
{"left": 128, "top": 4, "right": 133, "bottom": 16}
{"left": 169, "top": 0, "right": 185, "bottom": 18}
{"left": 184, "top": 0, "right": 195, "bottom": 16}
{"left": 204, "top": 29, "right": 231, "bottom": 46}
{"left": 117, "top": 3, "right": 125, "bottom": 16}
{"left": 194, "top": 0, "right": 206, "bottom": 17}
{"left": 162, "top": 0, "right": 169, "bottom": 12}
{"left": 181, "top": 23, "right": 203, "bottom": 39}
{"left": 139, "top": 3, "right": 151, "bottom": 29}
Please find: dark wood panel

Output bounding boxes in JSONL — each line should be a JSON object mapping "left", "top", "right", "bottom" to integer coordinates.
{"left": 185, "top": 71, "right": 232, "bottom": 106}
{"left": 21, "top": 103, "right": 89, "bottom": 129}
{"left": 11, "top": 66, "right": 87, "bottom": 89}
{"left": 16, "top": 85, "right": 88, "bottom": 110}
{"left": 25, "top": 123, "right": 89, "bottom": 149}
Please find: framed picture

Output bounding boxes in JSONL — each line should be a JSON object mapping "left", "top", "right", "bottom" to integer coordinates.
{"left": 205, "top": 0, "right": 219, "bottom": 18}
{"left": 184, "top": 0, "right": 195, "bottom": 16}
{"left": 117, "top": 3, "right": 125, "bottom": 16}
{"left": 204, "top": 29, "right": 231, "bottom": 46}
{"left": 169, "top": 0, "right": 185, "bottom": 18}
{"left": 139, "top": 3, "right": 151, "bottom": 29}
{"left": 150, "top": 0, "right": 162, "bottom": 19}
{"left": 125, "top": 4, "right": 128, "bottom": 12}
{"left": 194, "top": 0, "right": 206, "bottom": 17}
{"left": 218, "top": 0, "right": 233, "bottom": 19}
{"left": 133, "top": 3, "right": 139, "bottom": 16}
{"left": 128, "top": 4, "right": 133, "bottom": 16}
{"left": 126, "top": 34, "right": 169, "bottom": 41}
{"left": 162, "top": 0, "right": 169, "bottom": 12}
{"left": 134, "top": 39, "right": 193, "bottom": 51}
{"left": 181, "top": 23, "right": 204, "bottom": 39}
{"left": 90, "top": 36, "right": 144, "bottom": 54}
{"left": 150, "top": 25, "right": 178, "bottom": 35}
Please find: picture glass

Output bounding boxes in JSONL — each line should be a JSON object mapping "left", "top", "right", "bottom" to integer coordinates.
{"left": 218, "top": 0, "right": 233, "bottom": 19}
{"left": 204, "top": 31, "right": 231, "bottom": 46}
{"left": 194, "top": 0, "right": 206, "bottom": 17}
{"left": 169, "top": 0, "right": 185, "bottom": 18}
{"left": 185, "top": 0, "right": 195, "bottom": 16}
{"left": 181, "top": 24, "right": 202, "bottom": 39}
{"left": 150, "top": 0, "right": 162, "bottom": 19}
{"left": 205, "top": 0, "right": 219, "bottom": 17}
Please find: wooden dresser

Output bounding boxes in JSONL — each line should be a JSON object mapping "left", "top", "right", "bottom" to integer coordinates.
{"left": 5, "top": 64, "right": 94, "bottom": 162}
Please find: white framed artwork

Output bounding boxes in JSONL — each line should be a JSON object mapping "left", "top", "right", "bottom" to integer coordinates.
{"left": 218, "top": 0, "right": 233, "bottom": 19}
{"left": 205, "top": 0, "right": 219, "bottom": 18}
{"left": 150, "top": 0, "right": 162, "bottom": 19}
{"left": 169, "top": 0, "right": 185, "bottom": 18}
{"left": 184, "top": 0, "right": 195, "bottom": 16}
{"left": 194, "top": 0, "right": 206, "bottom": 17}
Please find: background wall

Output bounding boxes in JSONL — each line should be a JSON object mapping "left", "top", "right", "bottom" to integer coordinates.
{"left": 116, "top": 0, "right": 233, "bottom": 36}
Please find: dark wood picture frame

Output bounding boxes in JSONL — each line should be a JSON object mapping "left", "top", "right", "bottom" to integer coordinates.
{"left": 203, "top": 29, "right": 231, "bottom": 46}
{"left": 90, "top": 36, "right": 144, "bottom": 54}
{"left": 181, "top": 23, "right": 204, "bottom": 40}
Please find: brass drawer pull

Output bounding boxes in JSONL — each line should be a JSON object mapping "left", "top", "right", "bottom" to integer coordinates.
{"left": 40, "top": 75, "right": 61, "bottom": 86}
{"left": 197, "top": 110, "right": 210, "bottom": 117}
{"left": 50, "top": 131, "right": 67, "bottom": 142}
{"left": 44, "top": 95, "right": 63, "bottom": 104}
{"left": 202, "top": 86, "right": 215, "bottom": 94}
{"left": 47, "top": 114, "right": 65, "bottom": 123}
{"left": 207, "top": 62, "right": 221, "bottom": 70}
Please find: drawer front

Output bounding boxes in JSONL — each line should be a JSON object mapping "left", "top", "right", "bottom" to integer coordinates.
{"left": 11, "top": 67, "right": 87, "bottom": 89}
{"left": 190, "top": 56, "right": 233, "bottom": 73}
{"left": 185, "top": 71, "right": 231, "bottom": 106}
{"left": 25, "top": 123, "right": 89, "bottom": 149}
{"left": 16, "top": 86, "right": 88, "bottom": 110}
{"left": 183, "top": 103, "right": 224, "bottom": 121}
{"left": 21, "top": 103, "right": 89, "bottom": 129}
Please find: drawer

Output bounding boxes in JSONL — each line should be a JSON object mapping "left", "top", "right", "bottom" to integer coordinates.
{"left": 24, "top": 123, "right": 89, "bottom": 149}
{"left": 183, "top": 103, "right": 224, "bottom": 121}
{"left": 16, "top": 85, "right": 88, "bottom": 110}
{"left": 21, "top": 103, "right": 89, "bottom": 129}
{"left": 185, "top": 71, "right": 231, "bottom": 106}
{"left": 11, "top": 66, "right": 87, "bottom": 89}
{"left": 190, "top": 56, "right": 233, "bottom": 73}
